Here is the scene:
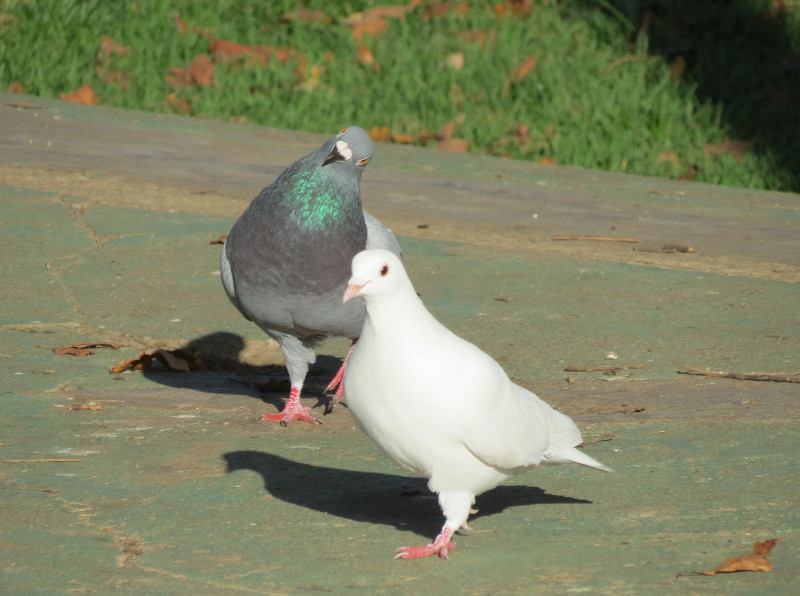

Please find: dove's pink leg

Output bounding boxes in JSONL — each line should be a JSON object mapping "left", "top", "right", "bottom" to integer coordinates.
{"left": 260, "top": 386, "right": 321, "bottom": 426}
{"left": 394, "top": 527, "right": 456, "bottom": 560}
{"left": 325, "top": 339, "right": 358, "bottom": 402}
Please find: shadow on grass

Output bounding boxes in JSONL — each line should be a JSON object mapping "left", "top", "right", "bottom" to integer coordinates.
{"left": 578, "top": 0, "right": 800, "bottom": 190}
{"left": 140, "top": 331, "right": 342, "bottom": 414}
{"left": 223, "top": 450, "right": 592, "bottom": 541}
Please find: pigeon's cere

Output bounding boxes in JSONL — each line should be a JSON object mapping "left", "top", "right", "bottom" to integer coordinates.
{"left": 220, "top": 127, "right": 401, "bottom": 425}
{"left": 335, "top": 140, "right": 352, "bottom": 161}
{"left": 343, "top": 249, "right": 611, "bottom": 559}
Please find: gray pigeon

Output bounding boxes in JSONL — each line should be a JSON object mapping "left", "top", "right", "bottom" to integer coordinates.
{"left": 220, "top": 127, "right": 400, "bottom": 425}
{"left": 343, "top": 250, "right": 610, "bottom": 559}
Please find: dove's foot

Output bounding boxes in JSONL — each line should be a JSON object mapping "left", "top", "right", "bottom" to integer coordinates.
{"left": 324, "top": 339, "right": 358, "bottom": 411}
{"left": 394, "top": 528, "right": 456, "bottom": 560}
{"left": 260, "top": 386, "right": 322, "bottom": 426}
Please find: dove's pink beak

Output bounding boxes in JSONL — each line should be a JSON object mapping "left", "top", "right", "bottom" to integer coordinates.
{"left": 343, "top": 280, "right": 367, "bottom": 303}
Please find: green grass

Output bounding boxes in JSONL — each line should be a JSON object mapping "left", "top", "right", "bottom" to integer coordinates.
{"left": 2, "top": 0, "right": 799, "bottom": 192}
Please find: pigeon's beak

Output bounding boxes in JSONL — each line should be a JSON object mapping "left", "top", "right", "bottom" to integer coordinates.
{"left": 323, "top": 140, "right": 353, "bottom": 166}
{"left": 343, "top": 279, "right": 367, "bottom": 303}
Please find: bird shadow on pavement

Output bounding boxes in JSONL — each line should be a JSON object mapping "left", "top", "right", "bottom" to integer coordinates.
{"left": 140, "top": 331, "right": 342, "bottom": 413}
{"left": 223, "top": 450, "right": 592, "bottom": 540}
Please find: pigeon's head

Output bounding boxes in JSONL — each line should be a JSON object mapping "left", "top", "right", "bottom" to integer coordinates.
{"left": 321, "top": 126, "right": 374, "bottom": 173}
{"left": 343, "top": 249, "right": 407, "bottom": 303}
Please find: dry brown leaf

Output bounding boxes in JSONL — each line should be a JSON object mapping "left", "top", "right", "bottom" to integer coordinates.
{"left": 110, "top": 349, "right": 203, "bottom": 374}
{"left": 282, "top": 6, "right": 330, "bottom": 23}
{"left": 187, "top": 54, "right": 215, "bottom": 86}
{"left": 423, "top": 2, "right": 470, "bottom": 19}
{"left": 437, "top": 138, "right": 470, "bottom": 152}
{"left": 60, "top": 85, "right": 97, "bottom": 105}
{"left": 439, "top": 120, "right": 458, "bottom": 141}
{"left": 459, "top": 29, "right": 496, "bottom": 47}
{"left": 446, "top": 52, "right": 465, "bottom": 70}
{"left": 209, "top": 38, "right": 254, "bottom": 62}
{"left": 369, "top": 126, "right": 391, "bottom": 142}
{"left": 167, "top": 55, "right": 215, "bottom": 88}
{"left": 509, "top": 55, "right": 538, "bottom": 82}
{"left": 67, "top": 404, "right": 103, "bottom": 411}
{"left": 539, "top": 157, "right": 558, "bottom": 165}
{"left": 48, "top": 342, "right": 119, "bottom": 357}
{"left": 350, "top": 19, "right": 389, "bottom": 44}
{"left": 97, "top": 36, "right": 128, "bottom": 60}
{"left": 658, "top": 151, "right": 680, "bottom": 165}
{"left": 391, "top": 133, "right": 416, "bottom": 144}
{"left": 677, "top": 538, "right": 783, "bottom": 577}
{"left": 8, "top": 81, "right": 24, "bottom": 94}
{"left": 167, "top": 93, "right": 191, "bottom": 115}
{"left": 209, "top": 234, "right": 227, "bottom": 245}
{"left": 705, "top": 137, "right": 750, "bottom": 162}
{"left": 357, "top": 45, "right": 375, "bottom": 66}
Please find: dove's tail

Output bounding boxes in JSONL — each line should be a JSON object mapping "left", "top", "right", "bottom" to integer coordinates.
{"left": 543, "top": 446, "right": 613, "bottom": 472}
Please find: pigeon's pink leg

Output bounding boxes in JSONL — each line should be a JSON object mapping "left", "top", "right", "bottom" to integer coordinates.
{"left": 394, "top": 527, "right": 456, "bottom": 560}
{"left": 325, "top": 339, "right": 358, "bottom": 401}
{"left": 260, "top": 386, "right": 321, "bottom": 426}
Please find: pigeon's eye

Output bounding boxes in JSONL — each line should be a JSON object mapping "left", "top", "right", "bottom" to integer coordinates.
{"left": 357, "top": 157, "right": 370, "bottom": 167}
{"left": 380, "top": 265, "right": 389, "bottom": 277}
{"left": 338, "top": 127, "right": 348, "bottom": 136}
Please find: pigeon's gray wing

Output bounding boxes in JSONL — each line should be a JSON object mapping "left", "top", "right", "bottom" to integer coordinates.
{"left": 220, "top": 242, "right": 247, "bottom": 318}
{"left": 363, "top": 210, "right": 401, "bottom": 257}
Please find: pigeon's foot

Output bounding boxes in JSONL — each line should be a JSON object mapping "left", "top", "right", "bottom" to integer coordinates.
{"left": 394, "top": 528, "right": 456, "bottom": 560}
{"left": 323, "top": 339, "right": 358, "bottom": 412}
{"left": 260, "top": 387, "right": 322, "bottom": 426}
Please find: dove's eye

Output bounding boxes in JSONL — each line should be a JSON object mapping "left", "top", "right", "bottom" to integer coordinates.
{"left": 338, "top": 127, "right": 348, "bottom": 135}
{"left": 357, "top": 157, "right": 370, "bottom": 167}
{"left": 380, "top": 265, "right": 389, "bottom": 277}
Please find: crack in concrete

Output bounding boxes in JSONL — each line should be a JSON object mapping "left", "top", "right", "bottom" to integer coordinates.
{"left": 59, "top": 194, "right": 142, "bottom": 247}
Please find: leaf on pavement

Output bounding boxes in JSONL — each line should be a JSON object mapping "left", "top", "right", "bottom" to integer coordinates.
{"left": 60, "top": 85, "right": 98, "bottom": 105}
{"left": 676, "top": 538, "right": 783, "bottom": 577}
{"left": 47, "top": 343, "right": 119, "bottom": 357}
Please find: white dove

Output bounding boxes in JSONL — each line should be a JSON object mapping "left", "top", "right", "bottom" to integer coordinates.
{"left": 342, "top": 249, "right": 611, "bottom": 560}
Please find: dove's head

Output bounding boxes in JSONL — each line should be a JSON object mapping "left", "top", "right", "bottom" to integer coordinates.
{"left": 321, "top": 126, "right": 374, "bottom": 175}
{"left": 343, "top": 249, "right": 407, "bottom": 303}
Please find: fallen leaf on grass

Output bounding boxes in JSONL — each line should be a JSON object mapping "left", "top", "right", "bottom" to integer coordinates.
{"left": 357, "top": 45, "right": 376, "bottom": 67}
{"left": 8, "top": 81, "right": 24, "bottom": 94}
{"left": 166, "top": 54, "right": 215, "bottom": 88}
{"left": 423, "top": 2, "right": 470, "bottom": 19}
{"left": 209, "top": 39, "right": 292, "bottom": 67}
{"left": 97, "top": 36, "right": 128, "bottom": 61}
{"left": 43, "top": 343, "right": 119, "bottom": 357}
{"left": 209, "top": 234, "right": 227, "bottom": 244}
{"left": 110, "top": 349, "right": 203, "bottom": 374}
{"left": 705, "top": 137, "right": 750, "bottom": 162}
{"left": 446, "top": 52, "right": 465, "bottom": 70}
{"left": 369, "top": 126, "right": 390, "bottom": 142}
{"left": 60, "top": 85, "right": 97, "bottom": 105}
{"left": 282, "top": 6, "right": 330, "bottom": 23}
{"left": 437, "top": 138, "right": 470, "bottom": 152}
{"left": 509, "top": 55, "right": 538, "bottom": 82}
{"left": 167, "top": 93, "right": 191, "bottom": 115}
{"left": 676, "top": 538, "right": 782, "bottom": 577}
{"left": 66, "top": 404, "right": 102, "bottom": 411}
{"left": 493, "top": 0, "right": 536, "bottom": 17}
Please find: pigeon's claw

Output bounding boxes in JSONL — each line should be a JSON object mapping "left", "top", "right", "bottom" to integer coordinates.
{"left": 394, "top": 528, "right": 456, "bottom": 560}
{"left": 323, "top": 339, "right": 358, "bottom": 410}
{"left": 260, "top": 387, "right": 323, "bottom": 426}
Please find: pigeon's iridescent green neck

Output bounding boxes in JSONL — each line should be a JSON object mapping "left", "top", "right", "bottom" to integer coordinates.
{"left": 286, "top": 167, "right": 351, "bottom": 231}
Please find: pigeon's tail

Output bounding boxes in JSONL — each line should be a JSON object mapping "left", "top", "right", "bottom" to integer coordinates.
{"left": 543, "top": 446, "right": 613, "bottom": 472}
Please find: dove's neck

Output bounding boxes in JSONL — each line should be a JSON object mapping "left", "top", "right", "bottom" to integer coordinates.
{"left": 361, "top": 290, "right": 442, "bottom": 347}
